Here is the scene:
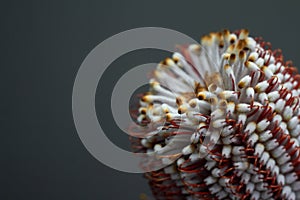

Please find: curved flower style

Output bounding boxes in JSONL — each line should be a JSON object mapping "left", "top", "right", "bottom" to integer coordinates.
{"left": 131, "top": 29, "right": 300, "bottom": 200}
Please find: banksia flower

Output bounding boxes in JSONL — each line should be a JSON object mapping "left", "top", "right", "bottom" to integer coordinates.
{"left": 131, "top": 29, "right": 300, "bottom": 200}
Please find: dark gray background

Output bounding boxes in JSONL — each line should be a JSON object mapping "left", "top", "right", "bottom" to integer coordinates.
{"left": 2, "top": 0, "right": 300, "bottom": 199}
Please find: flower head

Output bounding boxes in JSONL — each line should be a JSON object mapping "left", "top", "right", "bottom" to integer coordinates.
{"left": 132, "top": 29, "right": 300, "bottom": 200}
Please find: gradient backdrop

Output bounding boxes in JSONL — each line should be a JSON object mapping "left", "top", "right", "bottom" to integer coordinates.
{"left": 2, "top": 0, "right": 300, "bottom": 199}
